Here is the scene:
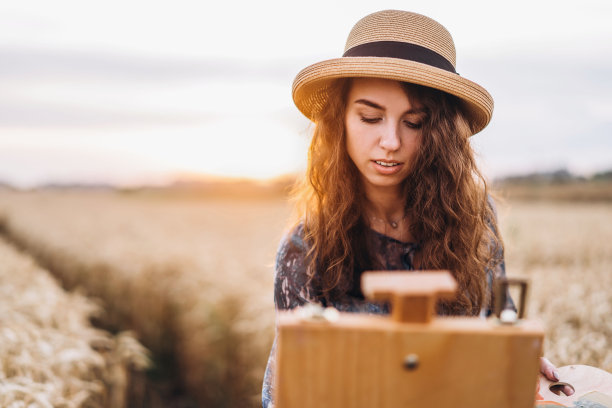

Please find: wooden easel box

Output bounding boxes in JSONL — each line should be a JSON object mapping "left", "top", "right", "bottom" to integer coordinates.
{"left": 275, "top": 311, "right": 544, "bottom": 408}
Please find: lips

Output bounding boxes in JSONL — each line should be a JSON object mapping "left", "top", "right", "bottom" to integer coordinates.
{"left": 371, "top": 159, "right": 403, "bottom": 175}
{"left": 374, "top": 160, "right": 400, "bottom": 167}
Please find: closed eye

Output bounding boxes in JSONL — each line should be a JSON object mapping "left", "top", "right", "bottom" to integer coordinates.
{"left": 404, "top": 120, "right": 422, "bottom": 129}
{"left": 360, "top": 116, "right": 382, "bottom": 124}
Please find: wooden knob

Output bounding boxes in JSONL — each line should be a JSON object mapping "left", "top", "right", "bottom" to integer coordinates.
{"left": 361, "top": 271, "right": 457, "bottom": 323}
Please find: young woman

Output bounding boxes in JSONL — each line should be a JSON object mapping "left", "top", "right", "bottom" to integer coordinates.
{"left": 262, "top": 9, "right": 567, "bottom": 407}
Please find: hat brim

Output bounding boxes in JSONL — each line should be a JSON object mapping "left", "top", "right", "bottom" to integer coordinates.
{"left": 292, "top": 57, "right": 493, "bottom": 135}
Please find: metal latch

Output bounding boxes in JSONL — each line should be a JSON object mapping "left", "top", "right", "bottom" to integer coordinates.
{"left": 494, "top": 278, "right": 529, "bottom": 324}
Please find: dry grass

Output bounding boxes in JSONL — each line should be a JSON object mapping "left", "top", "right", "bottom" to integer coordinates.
{"left": 0, "top": 235, "right": 149, "bottom": 407}
{"left": 0, "top": 189, "right": 610, "bottom": 407}
{"left": 497, "top": 199, "right": 612, "bottom": 372}
{"left": 494, "top": 180, "right": 612, "bottom": 202}
{"left": 0, "top": 190, "right": 291, "bottom": 407}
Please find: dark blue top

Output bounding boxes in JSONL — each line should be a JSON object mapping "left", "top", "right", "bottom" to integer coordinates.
{"left": 261, "top": 222, "right": 511, "bottom": 407}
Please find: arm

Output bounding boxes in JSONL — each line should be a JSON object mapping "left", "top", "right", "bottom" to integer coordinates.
{"left": 484, "top": 196, "right": 515, "bottom": 317}
{"left": 484, "top": 249, "right": 516, "bottom": 317}
{"left": 263, "top": 225, "right": 314, "bottom": 407}
{"left": 273, "top": 225, "right": 315, "bottom": 310}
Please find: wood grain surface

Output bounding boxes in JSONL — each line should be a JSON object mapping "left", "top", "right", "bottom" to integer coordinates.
{"left": 276, "top": 312, "right": 544, "bottom": 407}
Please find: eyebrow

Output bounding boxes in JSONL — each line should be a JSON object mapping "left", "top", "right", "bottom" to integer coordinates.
{"left": 353, "top": 98, "right": 426, "bottom": 115}
{"left": 354, "top": 98, "right": 384, "bottom": 110}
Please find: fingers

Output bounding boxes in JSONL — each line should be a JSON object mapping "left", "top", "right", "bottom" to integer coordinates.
{"left": 539, "top": 357, "right": 559, "bottom": 381}
{"left": 539, "top": 357, "right": 574, "bottom": 396}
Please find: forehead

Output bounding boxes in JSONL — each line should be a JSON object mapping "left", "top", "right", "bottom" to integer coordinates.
{"left": 346, "top": 78, "right": 420, "bottom": 109}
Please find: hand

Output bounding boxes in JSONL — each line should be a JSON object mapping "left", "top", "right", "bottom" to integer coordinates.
{"left": 540, "top": 357, "right": 574, "bottom": 396}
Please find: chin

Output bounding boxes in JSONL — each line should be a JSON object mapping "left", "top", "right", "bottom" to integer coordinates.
{"left": 365, "top": 175, "right": 406, "bottom": 189}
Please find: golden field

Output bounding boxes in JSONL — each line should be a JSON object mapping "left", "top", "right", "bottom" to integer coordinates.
{"left": 0, "top": 190, "right": 291, "bottom": 407}
{"left": 0, "top": 234, "right": 148, "bottom": 407}
{"left": 0, "top": 187, "right": 611, "bottom": 406}
{"left": 496, "top": 198, "right": 612, "bottom": 371}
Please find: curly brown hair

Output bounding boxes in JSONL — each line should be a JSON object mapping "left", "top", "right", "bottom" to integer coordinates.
{"left": 293, "top": 78, "right": 502, "bottom": 316}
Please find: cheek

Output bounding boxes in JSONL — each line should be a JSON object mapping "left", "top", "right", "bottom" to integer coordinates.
{"left": 405, "top": 132, "right": 421, "bottom": 156}
{"left": 405, "top": 136, "right": 422, "bottom": 170}
{"left": 412, "top": 137, "right": 421, "bottom": 155}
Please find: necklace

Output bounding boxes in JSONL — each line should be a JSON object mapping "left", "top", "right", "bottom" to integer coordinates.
{"left": 369, "top": 211, "right": 411, "bottom": 243}
{"left": 370, "top": 213, "right": 408, "bottom": 229}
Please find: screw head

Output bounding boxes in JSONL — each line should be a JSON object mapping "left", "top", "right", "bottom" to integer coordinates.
{"left": 403, "top": 354, "right": 419, "bottom": 371}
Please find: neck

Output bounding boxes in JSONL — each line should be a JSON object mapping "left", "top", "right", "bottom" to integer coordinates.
{"left": 363, "top": 183, "right": 406, "bottom": 222}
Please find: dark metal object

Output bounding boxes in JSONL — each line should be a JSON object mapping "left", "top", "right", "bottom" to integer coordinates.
{"left": 403, "top": 354, "right": 419, "bottom": 371}
{"left": 495, "top": 278, "right": 529, "bottom": 319}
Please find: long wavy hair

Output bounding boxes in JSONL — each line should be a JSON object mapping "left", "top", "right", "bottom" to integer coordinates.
{"left": 293, "top": 78, "right": 503, "bottom": 316}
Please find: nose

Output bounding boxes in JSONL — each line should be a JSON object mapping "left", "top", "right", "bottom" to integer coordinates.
{"left": 379, "top": 122, "right": 401, "bottom": 151}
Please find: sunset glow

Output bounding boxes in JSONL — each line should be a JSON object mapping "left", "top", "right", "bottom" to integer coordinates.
{"left": 1, "top": 0, "right": 610, "bottom": 187}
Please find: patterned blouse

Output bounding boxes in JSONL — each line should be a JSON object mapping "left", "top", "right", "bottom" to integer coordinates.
{"left": 261, "top": 222, "right": 512, "bottom": 407}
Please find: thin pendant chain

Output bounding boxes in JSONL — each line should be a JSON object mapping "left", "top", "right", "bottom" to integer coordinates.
{"left": 370, "top": 213, "right": 407, "bottom": 229}
{"left": 370, "top": 212, "right": 408, "bottom": 242}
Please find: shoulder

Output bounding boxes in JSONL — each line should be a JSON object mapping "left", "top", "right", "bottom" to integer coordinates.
{"left": 484, "top": 193, "right": 502, "bottom": 235}
{"left": 487, "top": 193, "right": 499, "bottom": 218}
{"left": 275, "top": 223, "right": 308, "bottom": 269}
{"left": 277, "top": 222, "right": 307, "bottom": 251}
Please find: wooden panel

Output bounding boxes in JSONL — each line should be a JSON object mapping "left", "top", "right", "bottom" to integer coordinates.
{"left": 275, "top": 313, "right": 544, "bottom": 408}
{"left": 362, "top": 271, "right": 458, "bottom": 323}
{"left": 362, "top": 271, "right": 457, "bottom": 299}
{"left": 391, "top": 294, "right": 435, "bottom": 323}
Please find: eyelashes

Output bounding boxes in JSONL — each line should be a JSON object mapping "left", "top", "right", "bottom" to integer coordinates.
{"left": 360, "top": 117, "right": 382, "bottom": 124}
{"left": 404, "top": 120, "right": 422, "bottom": 129}
{"left": 359, "top": 116, "right": 422, "bottom": 129}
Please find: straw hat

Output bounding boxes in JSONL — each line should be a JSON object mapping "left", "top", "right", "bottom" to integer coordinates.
{"left": 292, "top": 10, "right": 493, "bottom": 135}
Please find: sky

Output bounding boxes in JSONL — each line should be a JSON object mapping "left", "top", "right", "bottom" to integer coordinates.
{"left": 1, "top": 0, "right": 611, "bottom": 188}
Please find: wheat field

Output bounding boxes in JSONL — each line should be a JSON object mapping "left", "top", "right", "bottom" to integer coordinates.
{"left": 0, "top": 189, "right": 610, "bottom": 406}
{"left": 0, "top": 233, "right": 149, "bottom": 407}
{"left": 0, "top": 190, "right": 291, "bottom": 407}
{"left": 497, "top": 199, "right": 612, "bottom": 371}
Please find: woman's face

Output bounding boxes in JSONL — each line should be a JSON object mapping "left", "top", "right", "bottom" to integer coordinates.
{"left": 344, "top": 78, "right": 424, "bottom": 194}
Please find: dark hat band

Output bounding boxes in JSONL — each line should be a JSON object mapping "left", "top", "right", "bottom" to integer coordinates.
{"left": 343, "top": 41, "right": 456, "bottom": 74}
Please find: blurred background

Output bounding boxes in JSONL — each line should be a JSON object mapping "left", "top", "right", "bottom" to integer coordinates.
{"left": 0, "top": 1, "right": 611, "bottom": 407}
{"left": 1, "top": 0, "right": 610, "bottom": 188}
